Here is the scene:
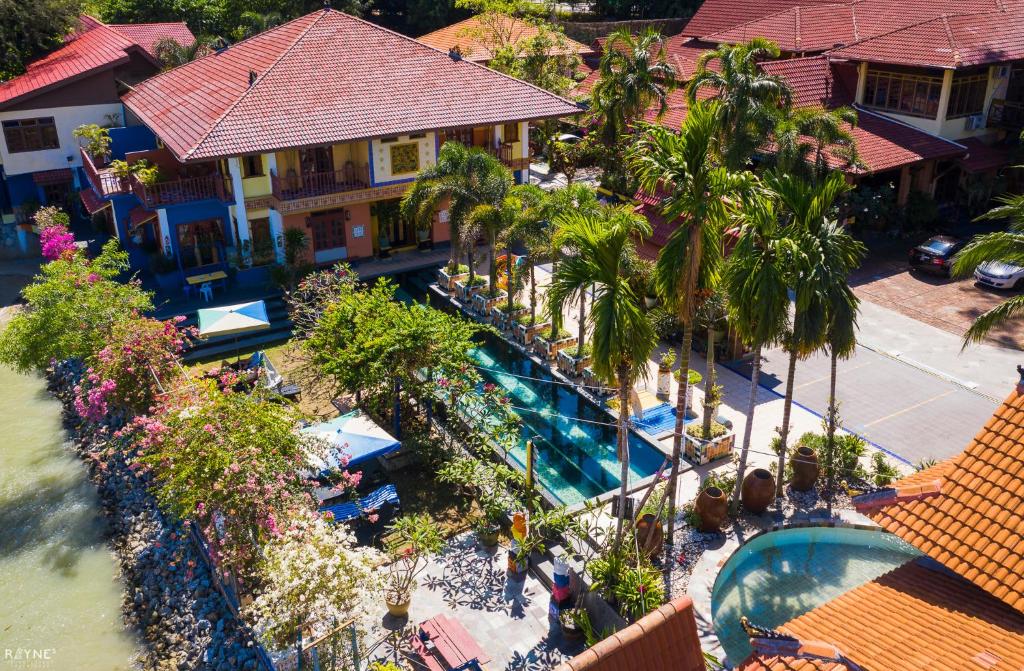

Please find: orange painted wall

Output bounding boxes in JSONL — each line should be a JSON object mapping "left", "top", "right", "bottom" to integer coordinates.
{"left": 431, "top": 196, "right": 451, "bottom": 243}
{"left": 281, "top": 212, "right": 315, "bottom": 263}
{"left": 345, "top": 202, "right": 373, "bottom": 259}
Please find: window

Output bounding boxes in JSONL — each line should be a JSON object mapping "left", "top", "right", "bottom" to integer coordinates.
{"left": 947, "top": 70, "right": 989, "bottom": 119}
{"left": 249, "top": 217, "right": 274, "bottom": 265}
{"left": 863, "top": 68, "right": 943, "bottom": 119}
{"left": 3, "top": 117, "right": 59, "bottom": 153}
{"left": 242, "top": 155, "right": 263, "bottom": 177}
{"left": 503, "top": 123, "right": 520, "bottom": 143}
{"left": 381, "top": 136, "right": 399, "bottom": 143}
{"left": 309, "top": 211, "right": 346, "bottom": 251}
{"left": 408, "top": 133, "right": 426, "bottom": 139}
{"left": 390, "top": 143, "right": 419, "bottom": 174}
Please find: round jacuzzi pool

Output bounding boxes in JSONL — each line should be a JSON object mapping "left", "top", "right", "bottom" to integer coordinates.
{"left": 710, "top": 526, "right": 921, "bottom": 665}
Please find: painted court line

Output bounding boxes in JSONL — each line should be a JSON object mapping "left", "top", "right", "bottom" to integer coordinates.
{"left": 862, "top": 389, "right": 956, "bottom": 428}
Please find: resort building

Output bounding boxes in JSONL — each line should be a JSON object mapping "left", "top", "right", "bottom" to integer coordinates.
{"left": 86, "top": 8, "right": 578, "bottom": 283}
{"left": 417, "top": 13, "right": 593, "bottom": 66}
{"left": 0, "top": 15, "right": 192, "bottom": 248}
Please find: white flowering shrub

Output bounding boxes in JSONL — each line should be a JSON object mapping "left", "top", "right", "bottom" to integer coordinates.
{"left": 247, "top": 510, "right": 383, "bottom": 650}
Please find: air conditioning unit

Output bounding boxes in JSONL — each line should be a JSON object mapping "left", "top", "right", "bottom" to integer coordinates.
{"left": 965, "top": 114, "right": 986, "bottom": 130}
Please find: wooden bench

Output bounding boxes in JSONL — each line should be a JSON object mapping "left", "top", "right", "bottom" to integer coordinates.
{"left": 411, "top": 614, "right": 491, "bottom": 670}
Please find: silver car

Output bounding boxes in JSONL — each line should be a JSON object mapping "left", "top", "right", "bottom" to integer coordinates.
{"left": 975, "top": 261, "right": 1024, "bottom": 290}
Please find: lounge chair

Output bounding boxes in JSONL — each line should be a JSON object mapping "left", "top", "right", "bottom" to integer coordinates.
{"left": 320, "top": 483, "right": 400, "bottom": 523}
{"left": 249, "top": 351, "right": 300, "bottom": 400}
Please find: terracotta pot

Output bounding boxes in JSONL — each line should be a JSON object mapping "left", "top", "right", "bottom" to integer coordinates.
{"left": 791, "top": 445, "right": 820, "bottom": 492}
{"left": 741, "top": 468, "right": 775, "bottom": 514}
{"left": 634, "top": 513, "right": 664, "bottom": 557}
{"left": 386, "top": 596, "right": 411, "bottom": 618}
{"left": 559, "top": 609, "right": 585, "bottom": 642}
{"left": 694, "top": 486, "right": 728, "bottom": 532}
{"left": 477, "top": 525, "right": 500, "bottom": 549}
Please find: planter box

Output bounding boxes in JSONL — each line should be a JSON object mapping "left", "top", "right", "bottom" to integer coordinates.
{"left": 557, "top": 349, "right": 591, "bottom": 377}
{"left": 656, "top": 368, "right": 672, "bottom": 399}
{"left": 492, "top": 306, "right": 529, "bottom": 331}
{"left": 684, "top": 429, "right": 735, "bottom": 465}
{"left": 534, "top": 334, "right": 578, "bottom": 361}
{"left": 454, "top": 277, "right": 488, "bottom": 303}
{"left": 437, "top": 267, "right": 468, "bottom": 293}
{"left": 514, "top": 320, "right": 551, "bottom": 346}
{"left": 471, "top": 289, "right": 507, "bottom": 317}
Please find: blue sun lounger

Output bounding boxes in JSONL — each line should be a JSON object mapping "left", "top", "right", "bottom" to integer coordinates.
{"left": 320, "top": 484, "right": 400, "bottom": 523}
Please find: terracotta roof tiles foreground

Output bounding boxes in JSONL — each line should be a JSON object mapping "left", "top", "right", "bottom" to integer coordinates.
{"left": 122, "top": 10, "right": 581, "bottom": 162}
{"left": 739, "top": 560, "right": 1024, "bottom": 671}
{"left": 856, "top": 388, "right": 1024, "bottom": 611}
{"left": 0, "top": 16, "right": 193, "bottom": 108}
{"left": 681, "top": 0, "right": 839, "bottom": 38}
{"left": 554, "top": 596, "right": 706, "bottom": 671}
{"left": 417, "top": 14, "right": 592, "bottom": 62}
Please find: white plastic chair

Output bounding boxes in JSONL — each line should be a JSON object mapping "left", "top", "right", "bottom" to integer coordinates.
{"left": 199, "top": 282, "right": 213, "bottom": 302}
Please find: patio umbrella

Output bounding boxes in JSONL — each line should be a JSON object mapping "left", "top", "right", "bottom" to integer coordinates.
{"left": 197, "top": 300, "right": 271, "bottom": 360}
{"left": 302, "top": 411, "right": 401, "bottom": 472}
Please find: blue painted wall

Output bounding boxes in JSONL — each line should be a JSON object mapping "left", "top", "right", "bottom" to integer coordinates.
{"left": 109, "top": 126, "right": 157, "bottom": 160}
{"left": 6, "top": 173, "right": 39, "bottom": 209}
{"left": 162, "top": 199, "right": 234, "bottom": 259}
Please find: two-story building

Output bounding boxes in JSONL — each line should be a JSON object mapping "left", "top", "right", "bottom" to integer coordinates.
{"left": 90, "top": 8, "right": 578, "bottom": 283}
{"left": 0, "top": 15, "right": 192, "bottom": 251}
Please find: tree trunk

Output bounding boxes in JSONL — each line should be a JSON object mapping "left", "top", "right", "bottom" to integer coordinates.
{"left": 488, "top": 232, "right": 498, "bottom": 296}
{"left": 702, "top": 327, "right": 717, "bottom": 438}
{"left": 665, "top": 319, "right": 693, "bottom": 546}
{"left": 529, "top": 263, "right": 537, "bottom": 324}
{"left": 731, "top": 344, "right": 761, "bottom": 508}
{"left": 577, "top": 291, "right": 586, "bottom": 354}
{"left": 467, "top": 245, "right": 476, "bottom": 287}
{"left": 506, "top": 247, "right": 514, "bottom": 313}
{"left": 776, "top": 344, "right": 799, "bottom": 498}
{"left": 824, "top": 346, "right": 839, "bottom": 514}
{"left": 614, "top": 362, "right": 632, "bottom": 547}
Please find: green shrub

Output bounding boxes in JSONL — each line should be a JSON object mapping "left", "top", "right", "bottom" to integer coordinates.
{"left": 687, "top": 419, "right": 728, "bottom": 441}
{"left": 648, "top": 306, "right": 682, "bottom": 342}
{"left": 871, "top": 451, "right": 899, "bottom": 487}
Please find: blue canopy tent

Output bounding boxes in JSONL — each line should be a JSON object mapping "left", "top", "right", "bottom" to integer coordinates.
{"left": 301, "top": 410, "right": 401, "bottom": 472}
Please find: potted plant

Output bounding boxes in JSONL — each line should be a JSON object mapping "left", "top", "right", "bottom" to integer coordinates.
{"left": 557, "top": 341, "right": 592, "bottom": 377}
{"left": 383, "top": 514, "right": 444, "bottom": 618}
{"left": 613, "top": 561, "right": 664, "bottom": 622}
{"left": 684, "top": 416, "right": 735, "bottom": 465}
{"left": 491, "top": 301, "right": 529, "bottom": 331}
{"left": 437, "top": 263, "right": 469, "bottom": 292}
{"left": 471, "top": 287, "right": 508, "bottom": 317}
{"left": 673, "top": 368, "right": 702, "bottom": 412}
{"left": 559, "top": 605, "right": 589, "bottom": 643}
{"left": 454, "top": 274, "right": 487, "bottom": 303}
{"left": 73, "top": 124, "right": 112, "bottom": 163}
{"left": 656, "top": 349, "right": 676, "bottom": 399}
{"left": 533, "top": 324, "right": 576, "bottom": 361}
{"left": 513, "top": 313, "right": 551, "bottom": 346}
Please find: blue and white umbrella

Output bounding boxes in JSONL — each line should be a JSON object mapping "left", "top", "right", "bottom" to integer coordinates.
{"left": 197, "top": 300, "right": 270, "bottom": 337}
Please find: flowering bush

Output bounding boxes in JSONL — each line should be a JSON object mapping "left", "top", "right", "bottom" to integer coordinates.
{"left": 246, "top": 509, "right": 382, "bottom": 650}
{"left": 37, "top": 208, "right": 77, "bottom": 261}
{"left": 73, "top": 316, "right": 197, "bottom": 421}
{"left": 383, "top": 514, "right": 444, "bottom": 604}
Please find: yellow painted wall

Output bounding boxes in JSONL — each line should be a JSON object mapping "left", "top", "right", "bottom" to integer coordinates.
{"left": 371, "top": 133, "right": 437, "bottom": 183}
{"left": 939, "top": 66, "right": 1002, "bottom": 141}
{"left": 241, "top": 155, "right": 271, "bottom": 198}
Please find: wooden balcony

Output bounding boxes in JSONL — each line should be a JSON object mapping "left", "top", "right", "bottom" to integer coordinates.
{"left": 271, "top": 164, "right": 371, "bottom": 201}
{"left": 80, "top": 147, "right": 128, "bottom": 197}
{"left": 987, "top": 99, "right": 1024, "bottom": 128}
{"left": 486, "top": 143, "right": 516, "bottom": 166}
{"left": 132, "top": 173, "right": 232, "bottom": 208}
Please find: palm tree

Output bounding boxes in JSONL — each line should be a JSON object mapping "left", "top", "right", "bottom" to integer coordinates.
{"left": 952, "top": 193, "right": 1024, "bottom": 345}
{"left": 765, "top": 170, "right": 853, "bottom": 498}
{"left": 687, "top": 38, "right": 791, "bottom": 171}
{"left": 628, "top": 99, "right": 752, "bottom": 543}
{"left": 154, "top": 37, "right": 212, "bottom": 70}
{"left": 548, "top": 205, "right": 655, "bottom": 544}
{"left": 773, "top": 106, "right": 861, "bottom": 181}
{"left": 402, "top": 142, "right": 510, "bottom": 280}
{"left": 590, "top": 28, "right": 677, "bottom": 189}
{"left": 722, "top": 191, "right": 795, "bottom": 507}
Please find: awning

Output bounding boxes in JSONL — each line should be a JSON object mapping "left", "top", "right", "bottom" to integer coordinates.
{"left": 32, "top": 168, "right": 72, "bottom": 185}
{"left": 197, "top": 301, "right": 270, "bottom": 337}
{"left": 128, "top": 206, "right": 157, "bottom": 231}
{"left": 302, "top": 411, "right": 401, "bottom": 470}
{"left": 959, "top": 138, "right": 1012, "bottom": 173}
{"left": 79, "top": 187, "right": 109, "bottom": 214}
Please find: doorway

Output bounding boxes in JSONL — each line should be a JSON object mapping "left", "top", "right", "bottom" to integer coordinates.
{"left": 375, "top": 198, "right": 416, "bottom": 248}
{"left": 177, "top": 219, "right": 224, "bottom": 270}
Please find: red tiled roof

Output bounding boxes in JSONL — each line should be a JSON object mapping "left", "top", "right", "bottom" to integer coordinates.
{"left": 682, "top": 0, "right": 840, "bottom": 38}
{"left": 122, "top": 9, "right": 581, "bottom": 162}
{"left": 417, "top": 14, "right": 593, "bottom": 62}
{"left": 79, "top": 187, "right": 108, "bottom": 214}
{"left": 738, "top": 560, "right": 1024, "bottom": 671}
{"left": 661, "top": 35, "right": 715, "bottom": 80}
{"left": 760, "top": 56, "right": 855, "bottom": 108}
{"left": 554, "top": 596, "right": 706, "bottom": 671}
{"left": 107, "top": 22, "right": 195, "bottom": 59}
{"left": 855, "top": 388, "right": 1024, "bottom": 612}
{"left": 0, "top": 16, "right": 192, "bottom": 108}
{"left": 831, "top": 3, "right": 1024, "bottom": 68}
{"left": 960, "top": 138, "right": 1014, "bottom": 173}
{"left": 128, "top": 206, "right": 157, "bottom": 229}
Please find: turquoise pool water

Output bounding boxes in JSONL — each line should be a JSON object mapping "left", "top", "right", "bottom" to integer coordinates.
{"left": 395, "top": 270, "right": 665, "bottom": 505}
{"left": 711, "top": 526, "right": 921, "bottom": 665}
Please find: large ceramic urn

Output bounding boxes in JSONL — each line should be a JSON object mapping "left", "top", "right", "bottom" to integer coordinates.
{"left": 791, "top": 445, "right": 820, "bottom": 491}
{"left": 741, "top": 468, "right": 775, "bottom": 514}
{"left": 694, "top": 486, "right": 728, "bottom": 532}
{"left": 635, "top": 513, "right": 664, "bottom": 557}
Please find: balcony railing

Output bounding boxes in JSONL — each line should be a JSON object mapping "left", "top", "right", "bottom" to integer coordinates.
{"left": 987, "top": 99, "right": 1024, "bottom": 128}
{"left": 486, "top": 143, "right": 516, "bottom": 166}
{"left": 271, "top": 164, "right": 371, "bottom": 201}
{"left": 132, "top": 173, "right": 232, "bottom": 208}
{"left": 80, "top": 147, "right": 129, "bottom": 197}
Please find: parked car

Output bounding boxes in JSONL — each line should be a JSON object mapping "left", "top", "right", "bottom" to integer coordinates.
{"left": 908, "top": 235, "right": 965, "bottom": 276}
{"left": 974, "top": 261, "right": 1024, "bottom": 290}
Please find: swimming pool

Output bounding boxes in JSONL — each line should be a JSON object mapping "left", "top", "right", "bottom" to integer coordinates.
{"left": 396, "top": 270, "right": 665, "bottom": 506}
{"left": 711, "top": 526, "right": 921, "bottom": 665}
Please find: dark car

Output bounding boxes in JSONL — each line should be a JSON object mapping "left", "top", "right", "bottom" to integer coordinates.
{"left": 908, "top": 235, "right": 965, "bottom": 276}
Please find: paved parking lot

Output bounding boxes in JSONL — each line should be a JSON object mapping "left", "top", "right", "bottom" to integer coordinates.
{"left": 849, "top": 254, "right": 1023, "bottom": 350}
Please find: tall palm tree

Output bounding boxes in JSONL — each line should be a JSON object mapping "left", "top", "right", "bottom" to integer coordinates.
{"left": 628, "top": 99, "right": 752, "bottom": 543}
{"left": 722, "top": 191, "right": 796, "bottom": 508}
{"left": 548, "top": 205, "right": 655, "bottom": 544}
{"left": 952, "top": 194, "right": 1024, "bottom": 345}
{"left": 402, "top": 142, "right": 510, "bottom": 280}
{"left": 687, "top": 38, "right": 791, "bottom": 171}
{"left": 765, "top": 170, "right": 853, "bottom": 498}
{"left": 773, "top": 106, "right": 861, "bottom": 181}
{"left": 154, "top": 37, "right": 212, "bottom": 70}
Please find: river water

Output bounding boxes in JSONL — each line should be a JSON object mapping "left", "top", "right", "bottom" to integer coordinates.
{"left": 0, "top": 364, "right": 139, "bottom": 670}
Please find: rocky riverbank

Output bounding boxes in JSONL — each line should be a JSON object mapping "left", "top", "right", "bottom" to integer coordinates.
{"left": 48, "top": 360, "right": 266, "bottom": 671}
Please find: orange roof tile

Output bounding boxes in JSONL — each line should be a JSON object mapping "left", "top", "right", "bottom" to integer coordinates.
{"left": 856, "top": 389, "right": 1024, "bottom": 612}
{"left": 739, "top": 560, "right": 1024, "bottom": 671}
{"left": 122, "top": 9, "right": 581, "bottom": 162}
{"left": 554, "top": 597, "right": 706, "bottom": 671}
{"left": 417, "top": 14, "right": 592, "bottom": 62}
